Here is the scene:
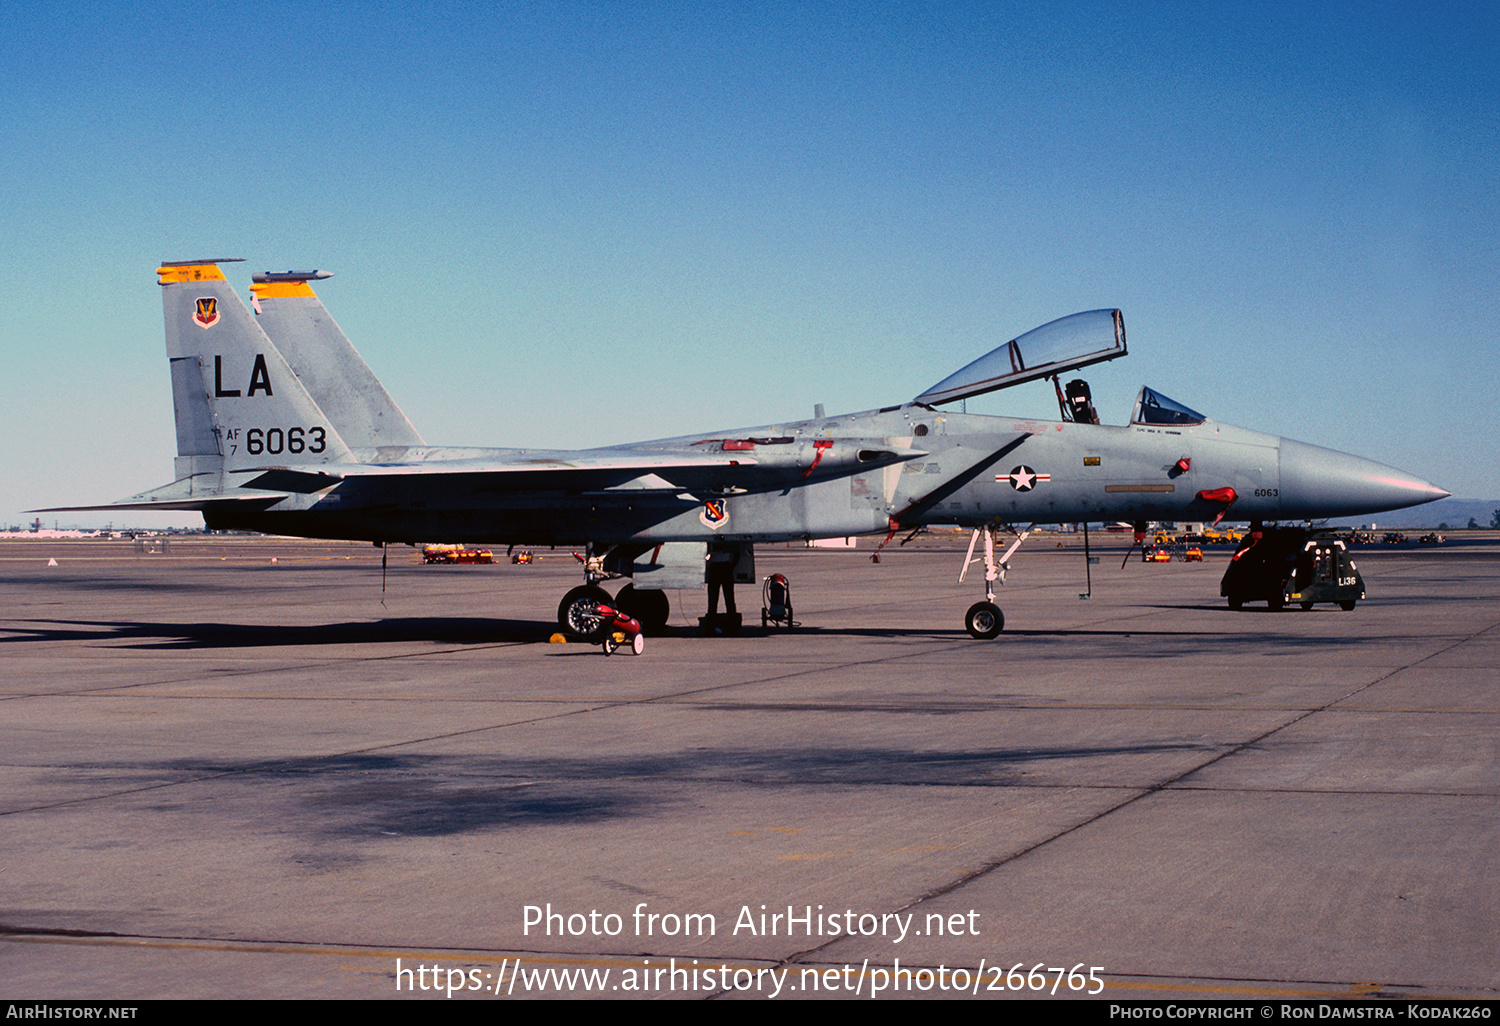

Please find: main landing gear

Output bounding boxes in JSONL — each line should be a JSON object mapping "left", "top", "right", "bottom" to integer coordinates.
{"left": 558, "top": 584, "right": 612, "bottom": 636}
{"left": 958, "top": 525, "right": 1030, "bottom": 639}
{"left": 558, "top": 547, "right": 673, "bottom": 638}
{"left": 556, "top": 588, "right": 646, "bottom": 656}
{"left": 557, "top": 583, "right": 670, "bottom": 637}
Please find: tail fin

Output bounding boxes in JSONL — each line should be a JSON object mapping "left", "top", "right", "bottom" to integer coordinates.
{"left": 158, "top": 260, "right": 353, "bottom": 474}
{"left": 249, "top": 271, "right": 425, "bottom": 448}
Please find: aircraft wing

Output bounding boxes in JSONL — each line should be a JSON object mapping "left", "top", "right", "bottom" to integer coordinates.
{"left": 239, "top": 451, "right": 767, "bottom": 494}
{"left": 915, "top": 308, "right": 1127, "bottom": 405}
{"left": 39, "top": 442, "right": 927, "bottom": 513}
{"left": 32, "top": 453, "right": 756, "bottom": 512}
{"left": 241, "top": 442, "right": 925, "bottom": 494}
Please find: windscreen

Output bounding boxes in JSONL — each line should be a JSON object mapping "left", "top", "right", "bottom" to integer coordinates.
{"left": 1130, "top": 386, "right": 1206, "bottom": 426}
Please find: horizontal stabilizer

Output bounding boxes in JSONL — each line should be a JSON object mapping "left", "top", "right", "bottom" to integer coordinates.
{"left": 32, "top": 475, "right": 289, "bottom": 514}
{"left": 33, "top": 495, "right": 287, "bottom": 514}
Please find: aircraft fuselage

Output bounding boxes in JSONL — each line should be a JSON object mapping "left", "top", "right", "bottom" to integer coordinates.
{"left": 201, "top": 405, "right": 1439, "bottom": 545}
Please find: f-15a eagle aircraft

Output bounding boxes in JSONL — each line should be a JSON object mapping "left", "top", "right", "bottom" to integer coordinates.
{"left": 45, "top": 259, "right": 1448, "bottom": 639}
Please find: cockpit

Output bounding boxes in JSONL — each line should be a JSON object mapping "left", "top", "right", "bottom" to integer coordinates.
{"left": 912, "top": 310, "right": 1210, "bottom": 429}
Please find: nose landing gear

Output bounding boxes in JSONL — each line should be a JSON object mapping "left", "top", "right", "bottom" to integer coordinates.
{"left": 964, "top": 600, "right": 1004, "bottom": 639}
{"left": 959, "top": 525, "right": 1030, "bottom": 639}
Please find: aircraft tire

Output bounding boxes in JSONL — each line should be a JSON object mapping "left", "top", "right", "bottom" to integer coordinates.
{"left": 558, "top": 585, "right": 611, "bottom": 637}
{"left": 614, "top": 584, "right": 670, "bottom": 634}
{"left": 1300, "top": 601, "right": 1315, "bottom": 610}
{"left": 1226, "top": 595, "right": 1243, "bottom": 611}
{"left": 1339, "top": 600, "right": 1357, "bottom": 611}
{"left": 965, "top": 601, "right": 1004, "bottom": 639}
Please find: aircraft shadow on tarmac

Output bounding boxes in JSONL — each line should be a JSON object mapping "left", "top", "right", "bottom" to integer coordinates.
{"left": 1, "top": 615, "right": 1385, "bottom": 648}
{"left": 122, "top": 746, "right": 1213, "bottom": 840}
{"left": 1, "top": 616, "right": 547, "bottom": 647}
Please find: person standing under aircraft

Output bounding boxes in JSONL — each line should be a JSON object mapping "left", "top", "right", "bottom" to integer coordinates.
{"left": 706, "top": 544, "right": 738, "bottom": 618}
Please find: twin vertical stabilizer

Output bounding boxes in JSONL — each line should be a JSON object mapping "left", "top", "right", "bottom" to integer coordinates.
{"left": 249, "top": 271, "right": 424, "bottom": 448}
{"left": 156, "top": 261, "right": 399, "bottom": 477}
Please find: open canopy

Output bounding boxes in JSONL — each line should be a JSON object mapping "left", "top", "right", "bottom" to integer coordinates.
{"left": 914, "top": 308, "right": 1126, "bottom": 406}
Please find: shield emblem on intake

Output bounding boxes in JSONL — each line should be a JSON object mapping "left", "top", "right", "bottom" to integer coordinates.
{"left": 699, "top": 499, "right": 728, "bottom": 530}
{"left": 194, "top": 297, "right": 219, "bottom": 329}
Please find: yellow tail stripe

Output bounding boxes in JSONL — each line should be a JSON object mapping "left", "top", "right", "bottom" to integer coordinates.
{"left": 156, "top": 263, "right": 227, "bottom": 284}
{"left": 250, "top": 280, "right": 319, "bottom": 299}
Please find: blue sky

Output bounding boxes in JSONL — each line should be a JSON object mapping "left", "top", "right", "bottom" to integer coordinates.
{"left": 4, "top": 0, "right": 1496, "bottom": 529}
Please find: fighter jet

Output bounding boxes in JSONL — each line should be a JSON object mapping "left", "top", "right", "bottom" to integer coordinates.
{"left": 42, "top": 259, "right": 1449, "bottom": 639}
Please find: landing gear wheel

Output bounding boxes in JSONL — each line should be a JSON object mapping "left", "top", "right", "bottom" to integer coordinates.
{"left": 558, "top": 585, "right": 611, "bottom": 637}
{"left": 1300, "top": 601, "right": 1315, "bottom": 610}
{"left": 1227, "top": 595, "right": 1243, "bottom": 611}
{"left": 613, "top": 584, "right": 669, "bottom": 634}
{"left": 964, "top": 601, "right": 1004, "bottom": 639}
{"left": 1339, "top": 600, "right": 1357, "bottom": 611}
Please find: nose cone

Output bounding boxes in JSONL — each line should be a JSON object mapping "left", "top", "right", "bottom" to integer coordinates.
{"left": 1279, "top": 439, "right": 1449, "bottom": 519}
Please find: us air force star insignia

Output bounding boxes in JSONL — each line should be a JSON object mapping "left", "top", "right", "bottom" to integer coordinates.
{"left": 996, "top": 465, "right": 1050, "bottom": 492}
